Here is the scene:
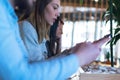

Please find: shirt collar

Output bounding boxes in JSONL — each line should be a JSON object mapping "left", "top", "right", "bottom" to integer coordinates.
{"left": 7, "top": 0, "right": 18, "bottom": 22}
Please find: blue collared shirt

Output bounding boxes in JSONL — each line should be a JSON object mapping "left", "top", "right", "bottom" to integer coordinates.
{"left": 0, "top": 0, "right": 79, "bottom": 80}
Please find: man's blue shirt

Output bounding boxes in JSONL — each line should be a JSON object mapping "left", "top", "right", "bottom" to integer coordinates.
{"left": 0, "top": 0, "right": 79, "bottom": 80}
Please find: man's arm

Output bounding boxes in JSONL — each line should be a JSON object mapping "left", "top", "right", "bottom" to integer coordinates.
{"left": 0, "top": 0, "right": 79, "bottom": 80}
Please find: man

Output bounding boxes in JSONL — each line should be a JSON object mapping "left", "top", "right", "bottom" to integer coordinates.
{"left": 0, "top": 0, "right": 109, "bottom": 80}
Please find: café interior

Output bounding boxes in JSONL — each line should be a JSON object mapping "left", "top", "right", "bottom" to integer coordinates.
{"left": 60, "top": 0, "right": 120, "bottom": 79}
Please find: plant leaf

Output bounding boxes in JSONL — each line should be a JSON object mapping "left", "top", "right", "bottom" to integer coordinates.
{"left": 114, "top": 28, "right": 120, "bottom": 35}
{"left": 113, "top": 34, "right": 120, "bottom": 44}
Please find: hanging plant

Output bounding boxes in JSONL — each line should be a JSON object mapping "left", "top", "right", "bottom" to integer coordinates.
{"left": 104, "top": 0, "right": 120, "bottom": 45}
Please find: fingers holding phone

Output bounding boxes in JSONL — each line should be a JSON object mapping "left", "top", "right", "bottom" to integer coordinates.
{"left": 73, "top": 34, "right": 111, "bottom": 66}
{"left": 93, "top": 34, "right": 111, "bottom": 48}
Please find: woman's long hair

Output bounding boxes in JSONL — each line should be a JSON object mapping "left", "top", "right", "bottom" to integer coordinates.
{"left": 29, "top": 0, "right": 63, "bottom": 57}
{"left": 47, "top": 17, "right": 64, "bottom": 57}
{"left": 29, "top": 0, "right": 52, "bottom": 43}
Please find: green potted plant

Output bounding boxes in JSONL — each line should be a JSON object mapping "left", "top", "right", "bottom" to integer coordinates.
{"left": 104, "top": 0, "right": 120, "bottom": 66}
{"left": 105, "top": 51, "right": 111, "bottom": 64}
{"left": 104, "top": 0, "right": 120, "bottom": 45}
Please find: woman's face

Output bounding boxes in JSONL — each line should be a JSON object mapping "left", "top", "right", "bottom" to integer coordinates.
{"left": 44, "top": 0, "right": 60, "bottom": 26}
{"left": 56, "top": 21, "right": 64, "bottom": 39}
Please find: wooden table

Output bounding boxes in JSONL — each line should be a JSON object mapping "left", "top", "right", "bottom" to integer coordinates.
{"left": 80, "top": 73, "right": 120, "bottom": 80}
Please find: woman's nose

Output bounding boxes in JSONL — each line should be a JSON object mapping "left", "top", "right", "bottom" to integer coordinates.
{"left": 55, "top": 11, "right": 60, "bottom": 17}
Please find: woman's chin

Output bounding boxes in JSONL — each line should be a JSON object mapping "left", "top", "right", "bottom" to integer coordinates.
{"left": 49, "top": 22, "right": 53, "bottom": 26}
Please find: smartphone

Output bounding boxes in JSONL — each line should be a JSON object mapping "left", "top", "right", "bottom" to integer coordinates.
{"left": 93, "top": 34, "right": 111, "bottom": 47}
{"left": 103, "top": 34, "right": 111, "bottom": 38}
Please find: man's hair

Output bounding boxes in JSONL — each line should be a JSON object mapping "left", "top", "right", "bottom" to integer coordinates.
{"left": 14, "top": 0, "right": 34, "bottom": 21}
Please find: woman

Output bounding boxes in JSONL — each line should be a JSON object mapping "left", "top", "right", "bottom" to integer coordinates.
{"left": 46, "top": 16, "right": 64, "bottom": 57}
{"left": 19, "top": 0, "right": 61, "bottom": 62}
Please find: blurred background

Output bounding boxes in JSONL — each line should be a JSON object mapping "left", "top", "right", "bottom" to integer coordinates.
{"left": 60, "top": 0, "right": 120, "bottom": 67}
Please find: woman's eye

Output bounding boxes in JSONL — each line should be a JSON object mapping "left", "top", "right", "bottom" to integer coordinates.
{"left": 53, "top": 6, "right": 58, "bottom": 10}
